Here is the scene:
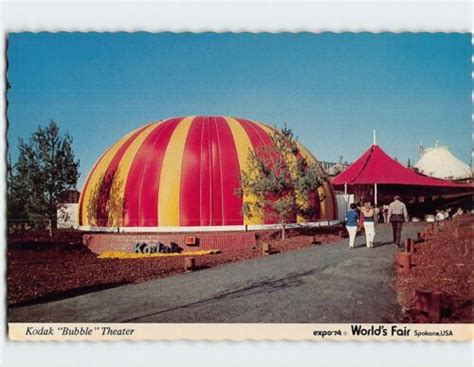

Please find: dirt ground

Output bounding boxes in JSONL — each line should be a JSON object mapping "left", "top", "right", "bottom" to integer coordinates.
{"left": 397, "top": 214, "right": 473, "bottom": 323}
{"left": 7, "top": 226, "right": 342, "bottom": 307}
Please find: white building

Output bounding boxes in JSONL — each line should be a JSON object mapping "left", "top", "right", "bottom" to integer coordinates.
{"left": 415, "top": 143, "right": 472, "bottom": 181}
{"left": 57, "top": 203, "right": 79, "bottom": 229}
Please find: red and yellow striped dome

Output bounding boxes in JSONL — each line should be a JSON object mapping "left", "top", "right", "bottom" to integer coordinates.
{"left": 79, "top": 116, "right": 337, "bottom": 228}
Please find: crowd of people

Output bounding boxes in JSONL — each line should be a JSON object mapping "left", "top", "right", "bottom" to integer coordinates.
{"left": 435, "top": 207, "right": 464, "bottom": 222}
{"left": 344, "top": 195, "right": 467, "bottom": 249}
{"left": 345, "top": 195, "right": 409, "bottom": 249}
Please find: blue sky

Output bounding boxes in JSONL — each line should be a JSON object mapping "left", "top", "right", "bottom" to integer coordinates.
{"left": 7, "top": 32, "right": 472, "bottom": 188}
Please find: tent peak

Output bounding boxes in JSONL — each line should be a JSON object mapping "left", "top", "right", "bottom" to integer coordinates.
{"left": 332, "top": 143, "right": 472, "bottom": 189}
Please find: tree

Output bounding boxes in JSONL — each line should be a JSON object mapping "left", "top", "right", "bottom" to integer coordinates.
{"left": 8, "top": 120, "right": 80, "bottom": 227}
{"left": 237, "top": 124, "right": 328, "bottom": 240}
{"left": 7, "top": 153, "right": 28, "bottom": 223}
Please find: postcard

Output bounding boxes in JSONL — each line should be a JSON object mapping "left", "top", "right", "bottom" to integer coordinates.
{"left": 6, "top": 31, "right": 473, "bottom": 341}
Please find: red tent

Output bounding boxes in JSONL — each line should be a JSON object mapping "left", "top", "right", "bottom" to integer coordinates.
{"left": 332, "top": 144, "right": 472, "bottom": 204}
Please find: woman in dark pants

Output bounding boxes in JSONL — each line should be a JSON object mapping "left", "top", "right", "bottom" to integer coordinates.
{"left": 387, "top": 196, "right": 409, "bottom": 248}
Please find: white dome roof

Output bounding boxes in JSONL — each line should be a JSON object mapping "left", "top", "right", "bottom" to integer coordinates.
{"left": 415, "top": 145, "right": 472, "bottom": 180}
{"left": 327, "top": 163, "right": 346, "bottom": 176}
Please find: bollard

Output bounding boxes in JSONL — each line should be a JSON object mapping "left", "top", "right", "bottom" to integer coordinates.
{"left": 415, "top": 290, "right": 442, "bottom": 322}
{"left": 403, "top": 238, "right": 410, "bottom": 253}
{"left": 404, "top": 238, "right": 415, "bottom": 254}
{"left": 427, "top": 292, "right": 442, "bottom": 322}
{"left": 184, "top": 257, "right": 195, "bottom": 272}
{"left": 396, "top": 252, "right": 411, "bottom": 273}
{"left": 262, "top": 243, "right": 271, "bottom": 255}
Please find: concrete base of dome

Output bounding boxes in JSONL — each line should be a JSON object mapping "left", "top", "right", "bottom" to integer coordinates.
{"left": 78, "top": 220, "right": 340, "bottom": 233}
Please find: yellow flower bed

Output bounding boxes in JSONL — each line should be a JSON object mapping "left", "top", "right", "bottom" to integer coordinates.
{"left": 98, "top": 249, "right": 221, "bottom": 259}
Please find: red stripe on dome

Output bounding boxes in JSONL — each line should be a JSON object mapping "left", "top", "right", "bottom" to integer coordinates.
{"left": 122, "top": 118, "right": 181, "bottom": 227}
{"left": 309, "top": 190, "right": 321, "bottom": 221}
{"left": 199, "top": 117, "right": 212, "bottom": 225}
{"left": 95, "top": 125, "right": 150, "bottom": 226}
{"left": 180, "top": 117, "right": 253, "bottom": 226}
{"left": 179, "top": 116, "right": 204, "bottom": 226}
{"left": 328, "top": 183, "right": 337, "bottom": 219}
{"left": 214, "top": 117, "right": 243, "bottom": 225}
{"left": 209, "top": 117, "right": 223, "bottom": 225}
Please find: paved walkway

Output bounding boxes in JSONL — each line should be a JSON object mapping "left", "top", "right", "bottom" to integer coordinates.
{"left": 8, "top": 223, "right": 423, "bottom": 323}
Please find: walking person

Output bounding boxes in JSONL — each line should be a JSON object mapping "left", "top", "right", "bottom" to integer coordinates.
{"left": 361, "top": 202, "right": 376, "bottom": 248}
{"left": 382, "top": 204, "right": 389, "bottom": 223}
{"left": 356, "top": 203, "right": 365, "bottom": 233}
{"left": 345, "top": 203, "right": 359, "bottom": 249}
{"left": 387, "top": 195, "right": 409, "bottom": 248}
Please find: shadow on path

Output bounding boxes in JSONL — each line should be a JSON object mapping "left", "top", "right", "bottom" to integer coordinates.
{"left": 373, "top": 241, "right": 393, "bottom": 248}
{"left": 123, "top": 267, "right": 324, "bottom": 322}
{"left": 9, "top": 281, "right": 131, "bottom": 308}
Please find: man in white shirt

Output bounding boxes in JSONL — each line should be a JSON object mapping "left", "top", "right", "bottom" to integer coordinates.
{"left": 387, "top": 195, "right": 409, "bottom": 248}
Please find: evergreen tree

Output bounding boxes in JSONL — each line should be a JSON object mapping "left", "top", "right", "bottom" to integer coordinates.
{"left": 238, "top": 124, "right": 327, "bottom": 240}
{"left": 8, "top": 120, "right": 80, "bottom": 227}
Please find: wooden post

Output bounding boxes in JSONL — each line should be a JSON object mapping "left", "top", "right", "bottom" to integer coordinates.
{"left": 428, "top": 292, "right": 442, "bottom": 322}
{"left": 404, "top": 238, "right": 413, "bottom": 253}
{"left": 184, "top": 257, "right": 195, "bottom": 272}
{"left": 415, "top": 290, "right": 442, "bottom": 322}
{"left": 344, "top": 182, "right": 349, "bottom": 216}
{"left": 262, "top": 243, "right": 271, "bottom": 255}
{"left": 374, "top": 183, "right": 378, "bottom": 206}
{"left": 396, "top": 252, "right": 411, "bottom": 273}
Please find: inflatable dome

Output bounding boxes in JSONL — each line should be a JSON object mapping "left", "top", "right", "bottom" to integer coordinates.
{"left": 78, "top": 116, "right": 337, "bottom": 229}
{"left": 415, "top": 144, "right": 472, "bottom": 181}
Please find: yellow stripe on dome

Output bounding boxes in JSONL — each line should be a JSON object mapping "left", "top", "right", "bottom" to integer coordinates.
{"left": 300, "top": 146, "right": 333, "bottom": 219}
{"left": 225, "top": 117, "right": 263, "bottom": 225}
{"left": 258, "top": 122, "right": 307, "bottom": 223}
{"left": 107, "top": 122, "right": 161, "bottom": 227}
{"left": 322, "top": 181, "right": 335, "bottom": 219}
{"left": 80, "top": 126, "right": 144, "bottom": 226}
{"left": 297, "top": 144, "right": 336, "bottom": 219}
{"left": 297, "top": 143, "right": 318, "bottom": 164}
{"left": 258, "top": 121, "right": 319, "bottom": 165}
{"left": 259, "top": 121, "right": 334, "bottom": 221}
{"left": 158, "top": 116, "right": 195, "bottom": 226}
{"left": 296, "top": 141, "right": 333, "bottom": 219}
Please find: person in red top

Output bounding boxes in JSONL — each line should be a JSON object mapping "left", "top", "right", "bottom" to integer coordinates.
{"left": 361, "top": 202, "right": 376, "bottom": 248}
